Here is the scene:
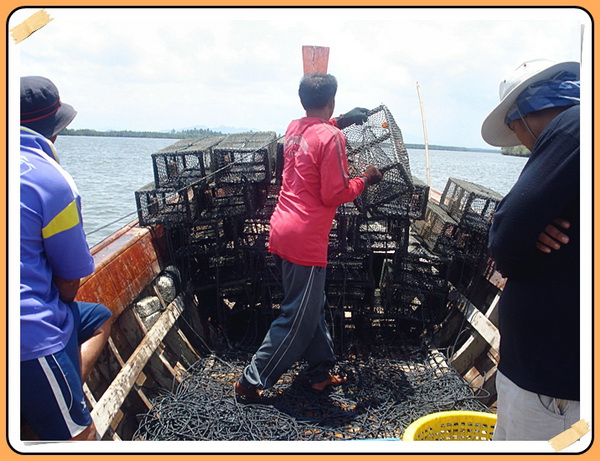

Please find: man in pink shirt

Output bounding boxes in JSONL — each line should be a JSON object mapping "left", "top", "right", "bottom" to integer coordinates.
{"left": 236, "top": 73, "right": 382, "bottom": 399}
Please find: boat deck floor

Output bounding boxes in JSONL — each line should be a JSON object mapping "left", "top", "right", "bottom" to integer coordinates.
{"left": 134, "top": 347, "right": 491, "bottom": 441}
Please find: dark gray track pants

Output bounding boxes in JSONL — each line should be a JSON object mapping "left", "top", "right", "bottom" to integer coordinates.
{"left": 240, "top": 255, "right": 336, "bottom": 390}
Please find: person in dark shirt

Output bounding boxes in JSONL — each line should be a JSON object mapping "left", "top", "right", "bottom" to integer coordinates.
{"left": 481, "top": 59, "right": 580, "bottom": 440}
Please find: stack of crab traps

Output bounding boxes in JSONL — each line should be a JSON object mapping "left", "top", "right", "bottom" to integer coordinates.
{"left": 134, "top": 104, "right": 504, "bottom": 350}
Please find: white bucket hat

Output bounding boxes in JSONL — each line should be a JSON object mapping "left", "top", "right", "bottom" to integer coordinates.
{"left": 481, "top": 59, "right": 580, "bottom": 147}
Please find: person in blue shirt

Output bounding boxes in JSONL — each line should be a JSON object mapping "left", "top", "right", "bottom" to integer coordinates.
{"left": 481, "top": 60, "right": 580, "bottom": 441}
{"left": 20, "top": 76, "right": 112, "bottom": 440}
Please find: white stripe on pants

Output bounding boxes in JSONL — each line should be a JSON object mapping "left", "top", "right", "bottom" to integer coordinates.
{"left": 241, "top": 256, "right": 335, "bottom": 389}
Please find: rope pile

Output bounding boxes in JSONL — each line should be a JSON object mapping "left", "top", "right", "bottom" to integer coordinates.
{"left": 134, "top": 349, "right": 490, "bottom": 441}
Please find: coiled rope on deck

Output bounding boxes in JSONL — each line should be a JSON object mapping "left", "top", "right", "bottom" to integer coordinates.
{"left": 133, "top": 349, "right": 490, "bottom": 441}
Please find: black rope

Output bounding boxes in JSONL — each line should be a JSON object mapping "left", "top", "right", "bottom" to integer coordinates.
{"left": 133, "top": 349, "right": 490, "bottom": 441}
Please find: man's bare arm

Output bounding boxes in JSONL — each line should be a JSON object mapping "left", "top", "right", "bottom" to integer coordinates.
{"left": 53, "top": 277, "right": 81, "bottom": 303}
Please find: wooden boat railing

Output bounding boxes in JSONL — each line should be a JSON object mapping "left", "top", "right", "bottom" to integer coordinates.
{"left": 76, "top": 220, "right": 168, "bottom": 318}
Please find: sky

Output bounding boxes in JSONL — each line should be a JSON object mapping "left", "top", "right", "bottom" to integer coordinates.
{"left": 9, "top": 6, "right": 590, "bottom": 149}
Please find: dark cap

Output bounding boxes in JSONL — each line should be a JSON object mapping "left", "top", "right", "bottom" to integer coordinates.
{"left": 21, "top": 76, "right": 77, "bottom": 139}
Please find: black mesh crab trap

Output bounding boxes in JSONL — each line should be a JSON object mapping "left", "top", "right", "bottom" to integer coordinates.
{"left": 379, "top": 276, "right": 449, "bottom": 327}
{"left": 413, "top": 201, "right": 491, "bottom": 262}
{"left": 327, "top": 251, "right": 375, "bottom": 286}
{"left": 343, "top": 105, "right": 413, "bottom": 213}
{"left": 439, "top": 178, "right": 503, "bottom": 232}
{"left": 239, "top": 218, "right": 271, "bottom": 251}
{"left": 193, "top": 249, "right": 252, "bottom": 301}
{"left": 367, "top": 177, "right": 430, "bottom": 221}
{"left": 275, "top": 138, "right": 285, "bottom": 184}
{"left": 255, "top": 183, "right": 281, "bottom": 220}
{"left": 327, "top": 214, "right": 351, "bottom": 253}
{"left": 135, "top": 182, "right": 204, "bottom": 227}
{"left": 348, "top": 215, "right": 411, "bottom": 253}
{"left": 378, "top": 252, "right": 450, "bottom": 327}
{"left": 211, "top": 131, "right": 278, "bottom": 185}
{"left": 389, "top": 247, "right": 450, "bottom": 296}
{"left": 326, "top": 251, "right": 376, "bottom": 307}
{"left": 199, "top": 181, "right": 261, "bottom": 220}
{"left": 412, "top": 202, "right": 461, "bottom": 256}
{"left": 175, "top": 219, "right": 227, "bottom": 257}
{"left": 336, "top": 201, "right": 362, "bottom": 220}
{"left": 151, "top": 136, "right": 225, "bottom": 189}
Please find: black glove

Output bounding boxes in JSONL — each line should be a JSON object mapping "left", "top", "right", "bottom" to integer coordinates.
{"left": 336, "top": 107, "right": 369, "bottom": 129}
{"left": 361, "top": 165, "right": 383, "bottom": 186}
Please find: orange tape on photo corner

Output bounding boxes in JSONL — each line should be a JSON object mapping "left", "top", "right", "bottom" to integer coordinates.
{"left": 9, "top": 8, "right": 53, "bottom": 44}
{"left": 549, "top": 420, "right": 591, "bottom": 452}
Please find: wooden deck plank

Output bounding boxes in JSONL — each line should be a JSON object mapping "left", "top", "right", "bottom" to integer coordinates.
{"left": 106, "top": 337, "right": 154, "bottom": 410}
{"left": 90, "top": 295, "right": 185, "bottom": 438}
{"left": 450, "top": 294, "right": 500, "bottom": 374}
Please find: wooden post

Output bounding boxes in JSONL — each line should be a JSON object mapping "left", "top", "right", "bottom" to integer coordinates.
{"left": 302, "top": 45, "right": 330, "bottom": 75}
{"left": 416, "top": 81, "right": 431, "bottom": 186}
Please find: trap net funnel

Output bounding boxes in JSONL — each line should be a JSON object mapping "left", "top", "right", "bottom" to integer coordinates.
{"left": 343, "top": 105, "right": 413, "bottom": 214}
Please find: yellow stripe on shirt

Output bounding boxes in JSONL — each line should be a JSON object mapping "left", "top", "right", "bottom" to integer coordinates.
{"left": 42, "top": 199, "right": 80, "bottom": 239}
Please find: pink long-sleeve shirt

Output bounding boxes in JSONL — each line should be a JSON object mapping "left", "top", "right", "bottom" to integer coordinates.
{"left": 268, "top": 117, "right": 366, "bottom": 267}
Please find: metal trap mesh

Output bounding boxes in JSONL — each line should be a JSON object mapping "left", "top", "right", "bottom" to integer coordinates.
{"left": 240, "top": 218, "right": 271, "bottom": 250}
{"left": 380, "top": 286, "right": 449, "bottom": 328}
{"left": 152, "top": 136, "right": 224, "bottom": 188}
{"left": 256, "top": 183, "right": 281, "bottom": 219}
{"left": 367, "top": 177, "right": 429, "bottom": 220}
{"left": 349, "top": 216, "right": 411, "bottom": 253}
{"left": 175, "top": 219, "right": 226, "bottom": 257}
{"left": 212, "top": 131, "right": 277, "bottom": 184}
{"left": 440, "top": 178, "right": 503, "bottom": 232}
{"left": 343, "top": 105, "right": 413, "bottom": 213}
{"left": 326, "top": 251, "right": 375, "bottom": 289}
{"left": 412, "top": 202, "right": 462, "bottom": 256}
{"left": 135, "top": 181, "right": 203, "bottom": 227}
{"left": 193, "top": 249, "right": 251, "bottom": 294}
{"left": 374, "top": 248, "right": 451, "bottom": 336}
{"left": 200, "top": 182, "right": 261, "bottom": 220}
{"left": 390, "top": 248, "right": 449, "bottom": 295}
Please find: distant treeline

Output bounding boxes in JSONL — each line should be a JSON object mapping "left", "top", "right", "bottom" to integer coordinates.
{"left": 501, "top": 145, "right": 531, "bottom": 157}
{"left": 405, "top": 143, "right": 498, "bottom": 153}
{"left": 61, "top": 127, "right": 225, "bottom": 139}
{"left": 60, "top": 128, "right": 500, "bottom": 154}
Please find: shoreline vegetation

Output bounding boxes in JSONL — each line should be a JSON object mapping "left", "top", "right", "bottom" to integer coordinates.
{"left": 60, "top": 128, "right": 507, "bottom": 154}
{"left": 500, "top": 145, "right": 531, "bottom": 157}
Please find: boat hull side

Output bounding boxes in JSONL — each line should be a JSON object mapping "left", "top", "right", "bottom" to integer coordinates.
{"left": 76, "top": 222, "right": 168, "bottom": 318}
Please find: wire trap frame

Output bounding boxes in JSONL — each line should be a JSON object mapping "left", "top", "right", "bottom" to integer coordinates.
{"left": 211, "top": 131, "right": 278, "bottom": 185}
{"left": 439, "top": 178, "right": 503, "bottom": 233}
{"left": 135, "top": 181, "right": 206, "bottom": 227}
{"left": 151, "top": 136, "right": 225, "bottom": 189}
{"left": 343, "top": 105, "right": 413, "bottom": 214}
